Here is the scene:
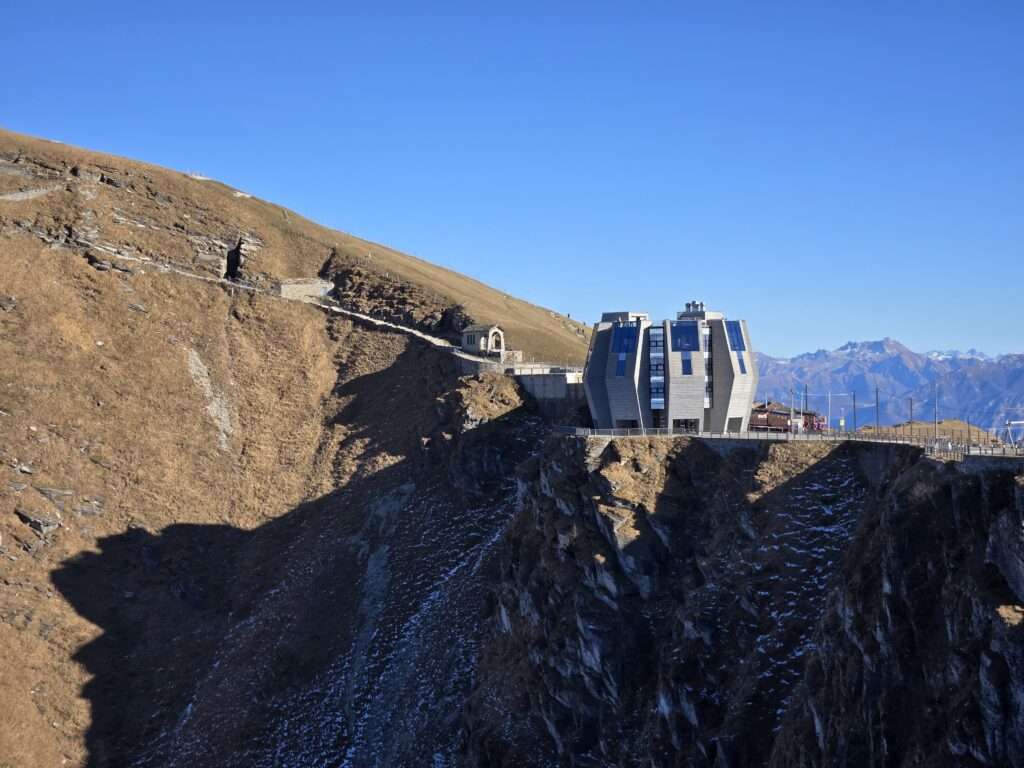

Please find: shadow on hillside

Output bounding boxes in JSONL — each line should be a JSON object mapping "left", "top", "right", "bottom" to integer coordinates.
{"left": 51, "top": 343, "right": 543, "bottom": 767}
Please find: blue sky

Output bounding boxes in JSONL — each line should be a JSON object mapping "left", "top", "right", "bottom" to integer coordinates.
{"left": 4, "top": 2, "right": 1022, "bottom": 356}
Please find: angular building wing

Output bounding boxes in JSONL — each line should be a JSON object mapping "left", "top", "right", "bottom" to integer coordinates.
{"left": 583, "top": 302, "right": 757, "bottom": 432}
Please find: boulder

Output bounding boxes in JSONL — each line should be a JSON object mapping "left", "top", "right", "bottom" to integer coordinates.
{"left": 15, "top": 508, "right": 59, "bottom": 537}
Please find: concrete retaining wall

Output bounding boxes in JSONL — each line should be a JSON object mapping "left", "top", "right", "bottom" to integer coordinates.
{"left": 278, "top": 279, "right": 334, "bottom": 303}
{"left": 515, "top": 372, "right": 586, "bottom": 421}
{"left": 458, "top": 357, "right": 504, "bottom": 376}
{"left": 516, "top": 373, "right": 585, "bottom": 403}
{"left": 958, "top": 454, "right": 1024, "bottom": 474}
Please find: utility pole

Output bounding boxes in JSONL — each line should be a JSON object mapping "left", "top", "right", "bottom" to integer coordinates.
{"left": 790, "top": 387, "right": 795, "bottom": 434}
{"left": 803, "top": 384, "right": 809, "bottom": 422}
{"left": 875, "top": 386, "right": 880, "bottom": 432}
{"left": 827, "top": 391, "right": 832, "bottom": 434}
{"left": 853, "top": 391, "right": 857, "bottom": 432}
{"left": 909, "top": 396, "right": 914, "bottom": 440}
{"left": 934, "top": 382, "right": 939, "bottom": 441}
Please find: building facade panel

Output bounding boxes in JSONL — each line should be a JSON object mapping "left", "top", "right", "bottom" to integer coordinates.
{"left": 705, "top": 318, "right": 733, "bottom": 432}
{"left": 724, "top": 319, "right": 757, "bottom": 432}
{"left": 583, "top": 322, "right": 613, "bottom": 429}
{"left": 602, "top": 317, "right": 650, "bottom": 428}
{"left": 665, "top": 317, "right": 709, "bottom": 431}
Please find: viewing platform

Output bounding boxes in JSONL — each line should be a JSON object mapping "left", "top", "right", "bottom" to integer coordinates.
{"left": 552, "top": 425, "right": 1024, "bottom": 464}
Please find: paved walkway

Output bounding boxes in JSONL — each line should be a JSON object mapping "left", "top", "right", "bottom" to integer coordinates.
{"left": 73, "top": 242, "right": 495, "bottom": 366}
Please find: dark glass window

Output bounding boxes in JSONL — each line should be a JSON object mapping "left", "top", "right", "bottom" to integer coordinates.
{"left": 673, "top": 419, "right": 699, "bottom": 432}
{"left": 726, "top": 321, "right": 746, "bottom": 351}
{"left": 737, "top": 351, "right": 747, "bottom": 375}
{"left": 670, "top": 321, "right": 700, "bottom": 351}
{"left": 650, "top": 382, "right": 665, "bottom": 397}
{"left": 615, "top": 355, "right": 627, "bottom": 376}
{"left": 649, "top": 328, "right": 665, "bottom": 350}
{"left": 682, "top": 356, "right": 693, "bottom": 375}
{"left": 612, "top": 324, "right": 639, "bottom": 354}
{"left": 649, "top": 360, "right": 664, "bottom": 376}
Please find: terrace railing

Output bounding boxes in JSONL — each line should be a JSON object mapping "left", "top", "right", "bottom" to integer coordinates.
{"left": 551, "top": 425, "right": 1024, "bottom": 460}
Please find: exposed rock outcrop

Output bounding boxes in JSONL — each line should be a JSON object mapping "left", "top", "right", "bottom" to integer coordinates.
{"left": 771, "top": 463, "right": 1024, "bottom": 767}
{"left": 464, "top": 438, "right": 1024, "bottom": 767}
{"left": 319, "top": 259, "right": 474, "bottom": 342}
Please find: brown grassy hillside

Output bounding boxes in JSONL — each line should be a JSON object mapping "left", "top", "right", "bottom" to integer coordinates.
{"left": 0, "top": 128, "right": 589, "bottom": 364}
{"left": 858, "top": 419, "right": 1002, "bottom": 445}
{"left": 0, "top": 128, "right": 567, "bottom": 766}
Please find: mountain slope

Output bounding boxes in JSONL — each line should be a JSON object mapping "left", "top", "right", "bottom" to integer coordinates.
{"left": 0, "top": 129, "right": 565, "bottom": 766}
{"left": 0, "top": 128, "right": 589, "bottom": 364}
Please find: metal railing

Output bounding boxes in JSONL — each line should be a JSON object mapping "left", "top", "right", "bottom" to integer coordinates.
{"left": 506, "top": 364, "right": 585, "bottom": 376}
{"left": 551, "top": 425, "right": 1024, "bottom": 460}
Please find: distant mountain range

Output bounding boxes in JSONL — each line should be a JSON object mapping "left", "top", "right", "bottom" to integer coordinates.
{"left": 757, "top": 338, "right": 1024, "bottom": 432}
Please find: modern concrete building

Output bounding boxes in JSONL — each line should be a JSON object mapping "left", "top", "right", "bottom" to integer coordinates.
{"left": 583, "top": 301, "right": 757, "bottom": 432}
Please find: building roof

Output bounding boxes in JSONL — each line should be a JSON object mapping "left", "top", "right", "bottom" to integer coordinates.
{"left": 462, "top": 324, "right": 502, "bottom": 333}
{"left": 753, "top": 401, "right": 820, "bottom": 417}
{"left": 599, "top": 311, "right": 648, "bottom": 323}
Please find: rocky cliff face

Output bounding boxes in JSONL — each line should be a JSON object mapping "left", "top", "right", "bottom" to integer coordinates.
{"left": 463, "top": 437, "right": 1024, "bottom": 767}
{"left": 772, "top": 461, "right": 1024, "bottom": 767}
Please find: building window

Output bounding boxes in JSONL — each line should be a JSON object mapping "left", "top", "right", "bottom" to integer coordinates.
{"left": 612, "top": 323, "right": 639, "bottom": 354}
{"left": 681, "top": 352, "right": 693, "bottom": 376}
{"left": 649, "top": 327, "right": 665, "bottom": 351}
{"left": 672, "top": 419, "right": 698, "bottom": 432}
{"left": 467, "top": 334, "right": 475, "bottom": 345}
{"left": 649, "top": 360, "right": 664, "bottom": 376}
{"left": 615, "top": 354, "right": 627, "bottom": 377}
{"left": 726, "top": 320, "right": 746, "bottom": 351}
{"left": 670, "top": 321, "right": 700, "bottom": 352}
{"left": 650, "top": 382, "right": 665, "bottom": 398}
{"left": 737, "top": 351, "right": 747, "bottom": 375}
